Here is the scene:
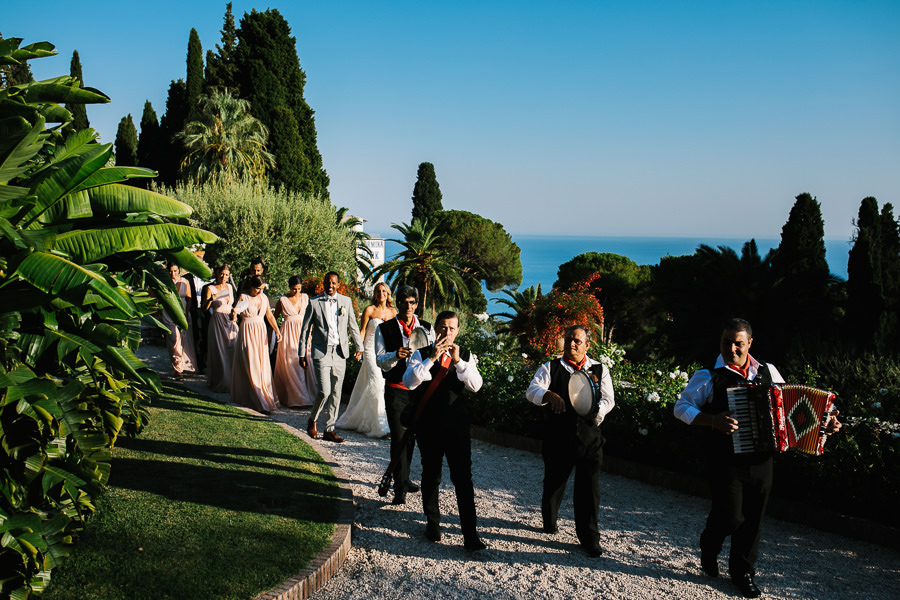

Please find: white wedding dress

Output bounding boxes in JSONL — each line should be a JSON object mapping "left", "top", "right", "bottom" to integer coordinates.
{"left": 336, "top": 318, "right": 391, "bottom": 438}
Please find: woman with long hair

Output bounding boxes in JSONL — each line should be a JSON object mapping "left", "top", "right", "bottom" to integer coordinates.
{"left": 231, "top": 275, "right": 281, "bottom": 414}
{"left": 273, "top": 275, "right": 317, "bottom": 407}
{"left": 204, "top": 264, "right": 239, "bottom": 392}
{"left": 335, "top": 282, "right": 394, "bottom": 437}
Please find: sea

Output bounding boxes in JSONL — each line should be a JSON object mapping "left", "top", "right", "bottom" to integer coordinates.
{"left": 384, "top": 235, "right": 852, "bottom": 313}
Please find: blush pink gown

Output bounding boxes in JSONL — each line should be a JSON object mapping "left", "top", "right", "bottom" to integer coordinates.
{"left": 161, "top": 277, "right": 198, "bottom": 375}
{"left": 230, "top": 293, "right": 278, "bottom": 413}
{"left": 206, "top": 284, "right": 238, "bottom": 393}
{"left": 273, "top": 294, "right": 318, "bottom": 407}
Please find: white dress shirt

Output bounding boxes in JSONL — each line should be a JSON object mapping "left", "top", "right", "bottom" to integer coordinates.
{"left": 324, "top": 295, "right": 339, "bottom": 346}
{"left": 674, "top": 354, "right": 785, "bottom": 425}
{"left": 526, "top": 356, "right": 615, "bottom": 425}
{"left": 402, "top": 348, "right": 483, "bottom": 393}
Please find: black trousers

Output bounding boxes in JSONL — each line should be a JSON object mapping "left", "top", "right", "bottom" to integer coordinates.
{"left": 700, "top": 455, "right": 774, "bottom": 577}
{"left": 384, "top": 385, "right": 415, "bottom": 495}
{"left": 416, "top": 421, "right": 477, "bottom": 538}
{"left": 542, "top": 434, "right": 603, "bottom": 548}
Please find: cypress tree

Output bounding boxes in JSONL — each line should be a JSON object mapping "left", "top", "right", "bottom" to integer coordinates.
{"left": 115, "top": 114, "right": 139, "bottom": 167}
{"left": 158, "top": 79, "right": 188, "bottom": 186}
{"left": 411, "top": 162, "right": 443, "bottom": 224}
{"left": 880, "top": 203, "right": 900, "bottom": 352}
{"left": 206, "top": 2, "right": 239, "bottom": 92}
{"left": 186, "top": 28, "right": 204, "bottom": 119}
{"left": 765, "top": 193, "right": 834, "bottom": 362}
{"left": 68, "top": 50, "right": 90, "bottom": 130}
{"left": 137, "top": 100, "right": 160, "bottom": 176}
{"left": 233, "top": 8, "right": 329, "bottom": 196}
{"left": 847, "top": 197, "right": 884, "bottom": 348}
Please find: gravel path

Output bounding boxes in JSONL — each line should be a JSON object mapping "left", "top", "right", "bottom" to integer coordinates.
{"left": 138, "top": 346, "right": 900, "bottom": 600}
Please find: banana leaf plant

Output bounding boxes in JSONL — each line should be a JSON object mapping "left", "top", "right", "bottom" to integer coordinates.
{"left": 0, "top": 38, "right": 216, "bottom": 598}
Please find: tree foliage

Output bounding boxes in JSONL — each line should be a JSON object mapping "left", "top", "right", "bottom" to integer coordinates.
{"left": 554, "top": 252, "right": 652, "bottom": 345}
{"left": 411, "top": 162, "right": 443, "bottom": 224}
{"left": 157, "top": 78, "right": 188, "bottom": 187}
{"left": 174, "top": 180, "right": 356, "bottom": 294}
{"left": 0, "top": 38, "right": 216, "bottom": 598}
{"left": 175, "top": 89, "right": 274, "bottom": 185}
{"left": 114, "top": 113, "right": 138, "bottom": 167}
{"left": 66, "top": 50, "right": 89, "bottom": 131}
{"left": 137, "top": 100, "right": 160, "bottom": 176}
{"left": 185, "top": 28, "right": 204, "bottom": 120}
{"left": 205, "top": 2, "right": 240, "bottom": 91}
{"left": 231, "top": 8, "right": 329, "bottom": 196}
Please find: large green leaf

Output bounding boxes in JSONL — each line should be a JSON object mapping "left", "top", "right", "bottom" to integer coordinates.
{"left": 164, "top": 247, "right": 213, "bottom": 280}
{"left": 70, "top": 167, "right": 156, "bottom": 192}
{"left": 145, "top": 268, "right": 187, "bottom": 330}
{"left": 13, "top": 78, "right": 110, "bottom": 105}
{"left": 0, "top": 116, "right": 45, "bottom": 185}
{"left": 14, "top": 252, "right": 136, "bottom": 316}
{"left": 53, "top": 223, "right": 216, "bottom": 263}
{"left": 0, "top": 39, "right": 56, "bottom": 65}
{"left": 22, "top": 144, "right": 112, "bottom": 226}
{"left": 82, "top": 183, "right": 194, "bottom": 219}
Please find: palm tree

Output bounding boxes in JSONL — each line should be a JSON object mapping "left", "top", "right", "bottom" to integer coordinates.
{"left": 374, "top": 220, "right": 472, "bottom": 320}
{"left": 176, "top": 89, "right": 275, "bottom": 184}
{"left": 493, "top": 284, "right": 542, "bottom": 348}
{"left": 335, "top": 206, "right": 374, "bottom": 280}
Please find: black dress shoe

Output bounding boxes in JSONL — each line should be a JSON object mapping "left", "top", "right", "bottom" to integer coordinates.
{"left": 391, "top": 492, "right": 406, "bottom": 505}
{"left": 543, "top": 523, "right": 558, "bottom": 534}
{"left": 700, "top": 550, "right": 719, "bottom": 578}
{"left": 581, "top": 543, "right": 604, "bottom": 558}
{"left": 425, "top": 522, "right": 441, "bottom": 542}
{"left": 464, "top": 536, "right": 487, "bottom": 552}
{"left": 407, "top": 481, "right": 420, "bottom": 493}
{"left": 734, "top": 573, "right": 762, "bottom": 598}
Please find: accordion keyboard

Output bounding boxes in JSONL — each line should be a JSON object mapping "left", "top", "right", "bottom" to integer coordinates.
{"left": 727, "top": 386, "right": 761, "bottom": 454}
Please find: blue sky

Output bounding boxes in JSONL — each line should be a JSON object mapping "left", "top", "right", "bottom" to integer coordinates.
{"left": 6, "top": 1, "right": 899, "bottom": 242}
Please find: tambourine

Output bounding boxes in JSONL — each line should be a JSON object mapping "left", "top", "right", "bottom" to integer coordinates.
{"left": 568, "top": 369, "right": 600, "bottom": 419}
{"left": 408, "top": 326, "right": 431, "bottom": 352}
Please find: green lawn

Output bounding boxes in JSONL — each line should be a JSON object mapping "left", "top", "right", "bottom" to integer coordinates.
{"left": 44, "top": 383, "right": 341, "bottom": 600}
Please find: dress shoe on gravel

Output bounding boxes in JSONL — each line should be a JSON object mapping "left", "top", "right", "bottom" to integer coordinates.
{"left": 734, "top": 573, "right": 762, "bottom": 598}
{"left": 581, "top": 543, "right": 604, "bottom": 558}
{"left": 425, "top": 523, "right": 442, "bottom": 542}
{"left": 306, "top": 420, "right": 317, "bottom": 439}
{"left": 322, "top": 431, "right": 344, "bottom": 443}
{"left": 543, "top": 522, "right": 559, "bottom": 534}
{"left": 407, "top": 481, "right": 420, "bottom": 493}
{"left": 464, "top": 536, "right": 487, "bottom": 552}
{"left": 391, "top": 493, "right": 406, "bottom": 505}
{"left": 700, "top": 551, "right": 719, "bottom": 578}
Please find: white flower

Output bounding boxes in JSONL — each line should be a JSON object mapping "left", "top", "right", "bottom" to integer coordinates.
{"left": 655, "top": 370, "right": 663, "bottom": 376}
{"left": 507, "top": 375, "right": 514, "bottom": 382}
{"left": 475, "top": 312, "right": 490, "bottom": 322}
{"left": 522, "top": 353, "right": 528, "bottom": 359}
{"left": 669, "top": 372, "right": 677, "bottom": 379}
{"left": 879, "top": 388, "right": 888, "bottom": 395}
{"left": 681, "top": 372, "right": 689, "bottom": 382}
{"left": 873, "top": 401, "right": 882, "bottom": 409}
{"left": 497, "top": 341, "right": 504, "bottom": 347}
{"left": 638, "top": 428, "right": 648, "bottom": 436}
{"left": 646, "top": 392, "right": 661, "bottom": 403}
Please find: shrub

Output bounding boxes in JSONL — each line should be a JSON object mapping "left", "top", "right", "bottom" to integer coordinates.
{"left": 172, "top": 180, "right": 356, "bottom": 296}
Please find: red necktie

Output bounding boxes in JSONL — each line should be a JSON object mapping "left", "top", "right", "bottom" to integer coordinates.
{"left": 398, "top": 318, "right": 414, "bottom": 338}
{"left": 564, "top": 355, "right": 587, "bottom": 371}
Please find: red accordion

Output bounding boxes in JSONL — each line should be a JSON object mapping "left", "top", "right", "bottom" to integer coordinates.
{"left": 726, "top": 384, "right": 836, "bottom": 456}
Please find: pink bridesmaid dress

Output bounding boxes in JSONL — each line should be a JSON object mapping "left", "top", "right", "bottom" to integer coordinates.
{"left": 230, "top": 293, "right": 278, "bottom": 413}
{"left": 206, "top": 284, "right": 239, "bottom": 393}
{"left": 161, "top": 277, "right": 199, "bottom": 376}
{"left": 273, "top": 294, "right": 318, "bottom": 407}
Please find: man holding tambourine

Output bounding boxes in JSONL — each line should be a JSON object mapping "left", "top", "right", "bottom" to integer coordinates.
{"left": 525, "top": 324, "right": 615, "bottom": 558}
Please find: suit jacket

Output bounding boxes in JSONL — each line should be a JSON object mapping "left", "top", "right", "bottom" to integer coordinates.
{"left": 299, "top": 292, "right": 363, "bottom": 360}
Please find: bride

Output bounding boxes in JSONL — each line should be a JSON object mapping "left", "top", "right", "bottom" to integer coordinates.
{"left": 336, "top": 282, "right": 395, "bottom": 437}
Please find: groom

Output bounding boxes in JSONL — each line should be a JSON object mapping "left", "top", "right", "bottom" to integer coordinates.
{"left": 300, "top": 271, "right": 363, "bottom": 443}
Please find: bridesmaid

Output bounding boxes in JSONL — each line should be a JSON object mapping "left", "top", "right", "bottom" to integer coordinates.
{"left": 161, "top": 262, "right": 199, "bottom": 379}
{"left": 230, "top": 275, "right": 281, "bottom": 414}
{"left": 335, "top": 282, "right": 395, "bottom": 437}
{"left": 273, "top": 275, "right": 316, "bottom": 407}
{"left": 204, "top": 264, "right": 239, "bottom": 393}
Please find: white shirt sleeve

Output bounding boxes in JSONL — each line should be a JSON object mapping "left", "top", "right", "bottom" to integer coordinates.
{"left": 374, "top": 326, "right": 398, "bottom": 372}
{"left": 674, "top": 369, "right": 713, "bottom": 425}
{"left": 402, "top": 349, "right": 482, "bottom": 392}
{"left": 526, "top": 362, "right": 553, "bottom": 405}
{"left": 594, "top": 365, "right": 615, "bottom": 425}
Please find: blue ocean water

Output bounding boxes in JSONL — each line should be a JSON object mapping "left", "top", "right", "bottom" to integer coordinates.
{"left": 383, "top": 235, "right": 852, "bottom": 312}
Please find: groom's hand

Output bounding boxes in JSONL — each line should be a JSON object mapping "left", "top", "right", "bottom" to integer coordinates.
{"left": 354, "top": 351, "right": 362, "bottom": 361}
{"left": 300, "top": 356, "right": 307, "bottom": 368}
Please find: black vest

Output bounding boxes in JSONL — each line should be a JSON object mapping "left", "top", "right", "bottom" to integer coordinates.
{"left": 411, "top": 344, "right": 471, "bottom": 428}
{"left": 378, "top": 317, "right": 432, "bottom": 385}
{"left": 545, "top": 359, "right": 606, "bottom": 447}
{"left": 703, "top": 362, "right": 774, "bottom": 463}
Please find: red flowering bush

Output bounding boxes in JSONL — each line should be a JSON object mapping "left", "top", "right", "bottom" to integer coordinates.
{"left": 525, "top": 272, "right": 604, "bottom": 357}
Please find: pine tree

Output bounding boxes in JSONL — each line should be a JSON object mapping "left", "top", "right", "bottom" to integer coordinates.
{"left": 411, "top": 162, "right": 443, "bottom": 223}
{"left": 137, "top": 100, "right": 160, "bottom": 175}
{"left": 158, "top": 79, "right": 188, "bottom": 186}
{"left": 186, "top": 28, "right": 204, "bottom": 119}
{"left": 115, "top": 114, "right": 139, "bottom": 167}
{"left": 206, "top": 2, "right": 239, "bottom": 92}
{"left": 233, "top": 8, "right": 329, "bottom": 196}
{"left": 67, "top": 50, "right": 90, "bottom": 130}
{"left": 847, "top": 197, "right": 884, "bottom": 348}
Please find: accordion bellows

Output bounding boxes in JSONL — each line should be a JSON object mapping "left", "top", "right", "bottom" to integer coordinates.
{"left": 726, "top": 384, "right": 836, "bottom": 456}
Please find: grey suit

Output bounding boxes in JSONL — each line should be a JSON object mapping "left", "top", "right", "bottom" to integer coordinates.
{"left": 300, "top": 292, "right": 363, "bottom": 431}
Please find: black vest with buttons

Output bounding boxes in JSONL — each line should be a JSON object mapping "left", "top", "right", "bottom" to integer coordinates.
{"left": 545, "top": 359, "right": 606, "bottom": 449}
{"left": 703, "top": 362, "right": 774, "bottom": 464}
{"left": 378, "top": 317, "right": 432, "bottom": 386}
{"left": 411, "top": 344, "right": 472, "bottom": 429}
